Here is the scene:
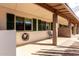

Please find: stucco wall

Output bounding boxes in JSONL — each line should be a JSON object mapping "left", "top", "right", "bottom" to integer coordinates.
{"left": 0, "top": 6, "right": 16, "bottom": 30}
{"left": 16, "top": 31, "right": 51, "bottom": 46}
{"left": 0, "top": 3, "right": 68, "bottom": 30}
{"left": 0, "top": 4, "right": 52, "bottom": 30}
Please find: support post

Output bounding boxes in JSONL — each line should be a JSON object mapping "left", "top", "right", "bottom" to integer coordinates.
{"left": 68, "top": 21, "right": 72, "bottom": 37}
{"left": 73, "top": 24, "right": 77, "bottom": 35}
{"left": 77, "top": 24, "right": 79, "bottom": 34}
{"left": 53, "top": 13, "right": 58, "bottom": 46}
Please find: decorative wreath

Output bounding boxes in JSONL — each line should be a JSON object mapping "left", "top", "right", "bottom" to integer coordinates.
{"left": 22, "top": 33, "right": 29, "bottom": 41}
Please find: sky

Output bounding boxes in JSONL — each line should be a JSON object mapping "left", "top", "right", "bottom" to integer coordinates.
{"left": 67, "top": 2, "right": 79, "bottom": 18}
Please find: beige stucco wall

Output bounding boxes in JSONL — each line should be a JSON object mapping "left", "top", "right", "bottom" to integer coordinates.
{"left": 0, "top": 3, "right": 68, "bottom": 30}
{"left": 58, "top": 16, "right": 68, "bottom": 25}
{"left": 0, "top": 3, "right": 68, "bottom": 24}
{"left": 0, "top": 3, "right": 52, "bottom": 22}
{"left": 0, "top": 5, "right": 49, "bottom": 30}
{"left": 0, "top": 6, "right": 16, "bottom": 30}
{"left": 16, "top": 31, "right": 51, "bottom": 46}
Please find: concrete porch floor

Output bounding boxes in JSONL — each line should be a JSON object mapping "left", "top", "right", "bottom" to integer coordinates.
{"left": 16, "top": 34, "right": 79, "bottom": 56}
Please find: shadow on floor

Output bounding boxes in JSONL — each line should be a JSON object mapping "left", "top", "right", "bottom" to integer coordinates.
{"left": 32, "top": 42, "right": 79, "bottom": 56}
{"left": 31, "top": 42, "right": 79, "bottom": 49}
{"left": 17, "top": 38, "right": 50, "bottom": 47}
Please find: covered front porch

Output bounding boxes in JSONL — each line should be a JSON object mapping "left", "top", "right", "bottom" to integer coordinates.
{"left": 36, "top": 3, "right": 79, "bottom": 45}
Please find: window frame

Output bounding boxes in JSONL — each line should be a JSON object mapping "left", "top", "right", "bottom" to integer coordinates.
{"left": 16, "top": 16, "right": 25, "bottom": 31}
{"left": 6, "top": 13, "right": 15, "bottom": 30}
{"left": 24, "top": 18, "right": 32, "bottom": 31}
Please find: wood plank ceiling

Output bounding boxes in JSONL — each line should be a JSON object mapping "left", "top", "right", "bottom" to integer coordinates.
{"left": 36, "top": 3, "right": 79, "bottom": 24}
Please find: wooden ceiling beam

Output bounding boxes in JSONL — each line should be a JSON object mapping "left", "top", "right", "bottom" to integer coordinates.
{"left": 59, "top": 11, "right": 69, "bottom": 13}
{"left": 57, "top": 8, "right": 66, "bottom": 10}
{"left": 36, "top": 3, "right": 79, "bottom": 24}
{"left": 36, "top": 3, "right": 55, "bottom": 12}
{"left": 52, "top": 4, "right": 62, "bottom": 7}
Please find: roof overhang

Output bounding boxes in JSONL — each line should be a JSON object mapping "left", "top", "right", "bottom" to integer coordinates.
{"left": 36, "top": 3, "right": 79, "bottom": 24}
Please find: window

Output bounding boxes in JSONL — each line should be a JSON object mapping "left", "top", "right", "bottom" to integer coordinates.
{"left": 46, "top": 22, "right": 50, "bottom": 30}
{"left": 41, "top": 21, "right": 46, "bottom": 30}
{"left": 51, "top": 22, "right": 53, "bottom": 30}
{"left": 16, "top": 16, "right": 24, "bottom": 31}
{"left": 38, "top": 20, "right": 42, "bottom": 31}
{"left": 38, "top": 20, "right": 51, "bottom": 31}
{"left": 43, "top": 21, "right": 46, "bottom": 30}
{"left": 48, "top": 23, "right": 51, "bottom": 30}
{"left": 33, "top": 18, "right": 36, "bottom": 31}
{"left": 38, "top": 20, "right": 47, "bottom": 31}
{"left": 7, "top": 13, "right": 14, "bottom": 30}
{"left": 25, "top": 18, "right": 32, "bottom": 30}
